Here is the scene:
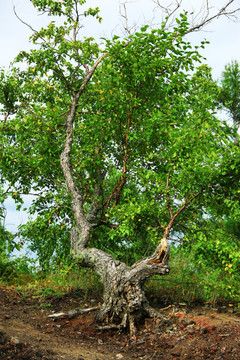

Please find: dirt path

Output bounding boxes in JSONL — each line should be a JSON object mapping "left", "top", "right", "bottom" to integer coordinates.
{"left": 0, "top": 285, "right": 239, "bottom": 359}
{"left": 0, "top": 317, "right": 117, "bottom": 360}
{"left": 0, "top": 286, "right": 125, "bottom": 360}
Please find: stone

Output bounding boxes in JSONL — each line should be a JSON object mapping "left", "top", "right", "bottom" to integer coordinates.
{"left": 10, "top": 336, "right": 20, "bottom": 344}
{"left": 184, "top": 325, "right": 195, "bottom": 334}
{"left": 116, "top": 354, "right": 124, "bottom": 359}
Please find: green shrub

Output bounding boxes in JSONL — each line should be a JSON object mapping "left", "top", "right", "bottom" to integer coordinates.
{"left": 145, "top": 245, "right": 240, "bottom": 305}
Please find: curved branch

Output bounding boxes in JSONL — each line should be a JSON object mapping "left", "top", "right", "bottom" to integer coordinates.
{"left": 13, "top": 6, "right": 40, "bottom": 37}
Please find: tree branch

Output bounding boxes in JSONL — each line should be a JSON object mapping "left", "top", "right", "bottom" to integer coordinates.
{"left": 77, "top": 52, "right": 108, "bottom": 97}
{"left": 13, "top": 6, "right": 40, "bottom": 38}
{"left": 163, "top": 192, "right": 202, "bottom": 238}
{"left": 154, "top": 0, "right": 240, "bottom": 32}
{"left": 154, "top": 0, "right": 182, "bottom": 27}
{"left": 130, "top": 192, "right": 202, "bottom": 274}
{"left": 166, "top": 168, "right": 174, "bottom": 219}
{"left": 187, "top": 0, "right": 240, "bottom": 33}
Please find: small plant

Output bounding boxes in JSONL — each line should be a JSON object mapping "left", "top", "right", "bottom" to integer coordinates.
{"left": 39, "top": 302, "right": 52, "bottom": 308}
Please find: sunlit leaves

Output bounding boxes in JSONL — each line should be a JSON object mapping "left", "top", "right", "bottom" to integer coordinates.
{"left": 1, "top": 2, "right": 240, "bottom": 266}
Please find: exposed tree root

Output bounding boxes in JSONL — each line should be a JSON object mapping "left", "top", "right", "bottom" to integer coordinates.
{"left": 97, "top": 323, "right": 122, "bottom": 331}
{"left": 97, "top": 312, "right": 128, "bottom": 332}
{"left": 96, "top": 307, "right": 139, "bottom": 337}
{"left": 128, "top": 313, "right": 137, "bottom": 337}
{"left": 143, "top": 303, "right": 171, "bottom": 325}
{"left": 48, "top": 302, "right": 171, "bottom": 338}
{"left": 97, "top": 306, "right": 171, "bottom": 338}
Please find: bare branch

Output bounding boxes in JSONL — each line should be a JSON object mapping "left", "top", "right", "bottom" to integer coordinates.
{"left": 13, "top": 6, "right": 39, "bottom": 36}
{"left": 130, "top": 192, "right": 202, "bottom": 272}
{"left": 153, "top": 0, "right": 182, "bottom": 26}
{"left": 119, "top": 1, "right": 138, "bottom": 35}
{"left": 153, "top": 0, "right": 240, "bottom": 32}
{"left": 77, "top": 52, "right": 108, "bottom": 97}
{"left": 188, "top": 0, "right": 240, "bottom": 33}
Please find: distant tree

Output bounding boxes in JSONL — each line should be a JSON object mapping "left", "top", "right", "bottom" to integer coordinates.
{"left": 213, "top": 60, "right": 240, "bottom": 269}
{"left": 220, "top": 60, "right": 240, "bottom": 135}
{"left": 0, "top": 204, "right": 18, "bottom": 275}
{"left": 1, "top": 0, "right": 240, "bottom": 335}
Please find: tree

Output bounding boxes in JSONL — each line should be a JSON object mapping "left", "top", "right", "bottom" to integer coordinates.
{"left": 207, "top": 60, "right": 240, "bottom": 275}
{"left": 219, "top": 60, "right": 240, "bottom": 145}
{"left": 1, "top": 0, "right": 240, "bottom": 335}
{"left": 0, "top": 201, "right": 20, "bottom": 276}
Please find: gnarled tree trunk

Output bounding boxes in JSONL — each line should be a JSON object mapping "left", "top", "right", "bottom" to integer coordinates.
{"left": 71, "top": 226, "right": 170, "bottom": 335}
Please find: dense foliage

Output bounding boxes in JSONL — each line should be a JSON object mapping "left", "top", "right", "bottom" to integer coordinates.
{"left": 0, "top": 0, "right": 239, "bottom": 303}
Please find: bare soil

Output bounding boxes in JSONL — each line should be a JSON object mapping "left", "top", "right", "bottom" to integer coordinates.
{"left": 0, "top": 285, "right": 239, "bottom": 359}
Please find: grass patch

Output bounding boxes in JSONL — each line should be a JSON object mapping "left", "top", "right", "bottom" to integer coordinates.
{"left": 145, "top": 247, "right": 240, "bottom": 306}
{"left": 13, "top": 264, "right": 103, "bottom": 302}
{"left": 1, "top": 248, "right": 239, "bottom": 306}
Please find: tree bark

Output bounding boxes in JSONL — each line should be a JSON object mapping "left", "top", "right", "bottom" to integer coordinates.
{"left": 71, "top": 227, "right": 170, "bottom": 336}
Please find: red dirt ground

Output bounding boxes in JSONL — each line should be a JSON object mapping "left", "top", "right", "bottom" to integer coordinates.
{"left": 0, "top": 285, "right": 239, "bottom": 359}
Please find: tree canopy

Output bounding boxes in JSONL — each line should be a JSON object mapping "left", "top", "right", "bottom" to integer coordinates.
{"left": 1, "top": 0, "right": 240, "bottom": 333}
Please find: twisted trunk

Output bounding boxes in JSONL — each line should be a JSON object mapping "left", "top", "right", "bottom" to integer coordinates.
{"left": 71, "top": 226, "right": 170, "bottom": 335}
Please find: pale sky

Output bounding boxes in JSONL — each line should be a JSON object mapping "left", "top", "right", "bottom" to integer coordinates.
{"left": 1, "top": 0, "right": 240, "bottom": 234}
{"left": 1, "top": 0, "right": 240, "bottom": 77}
